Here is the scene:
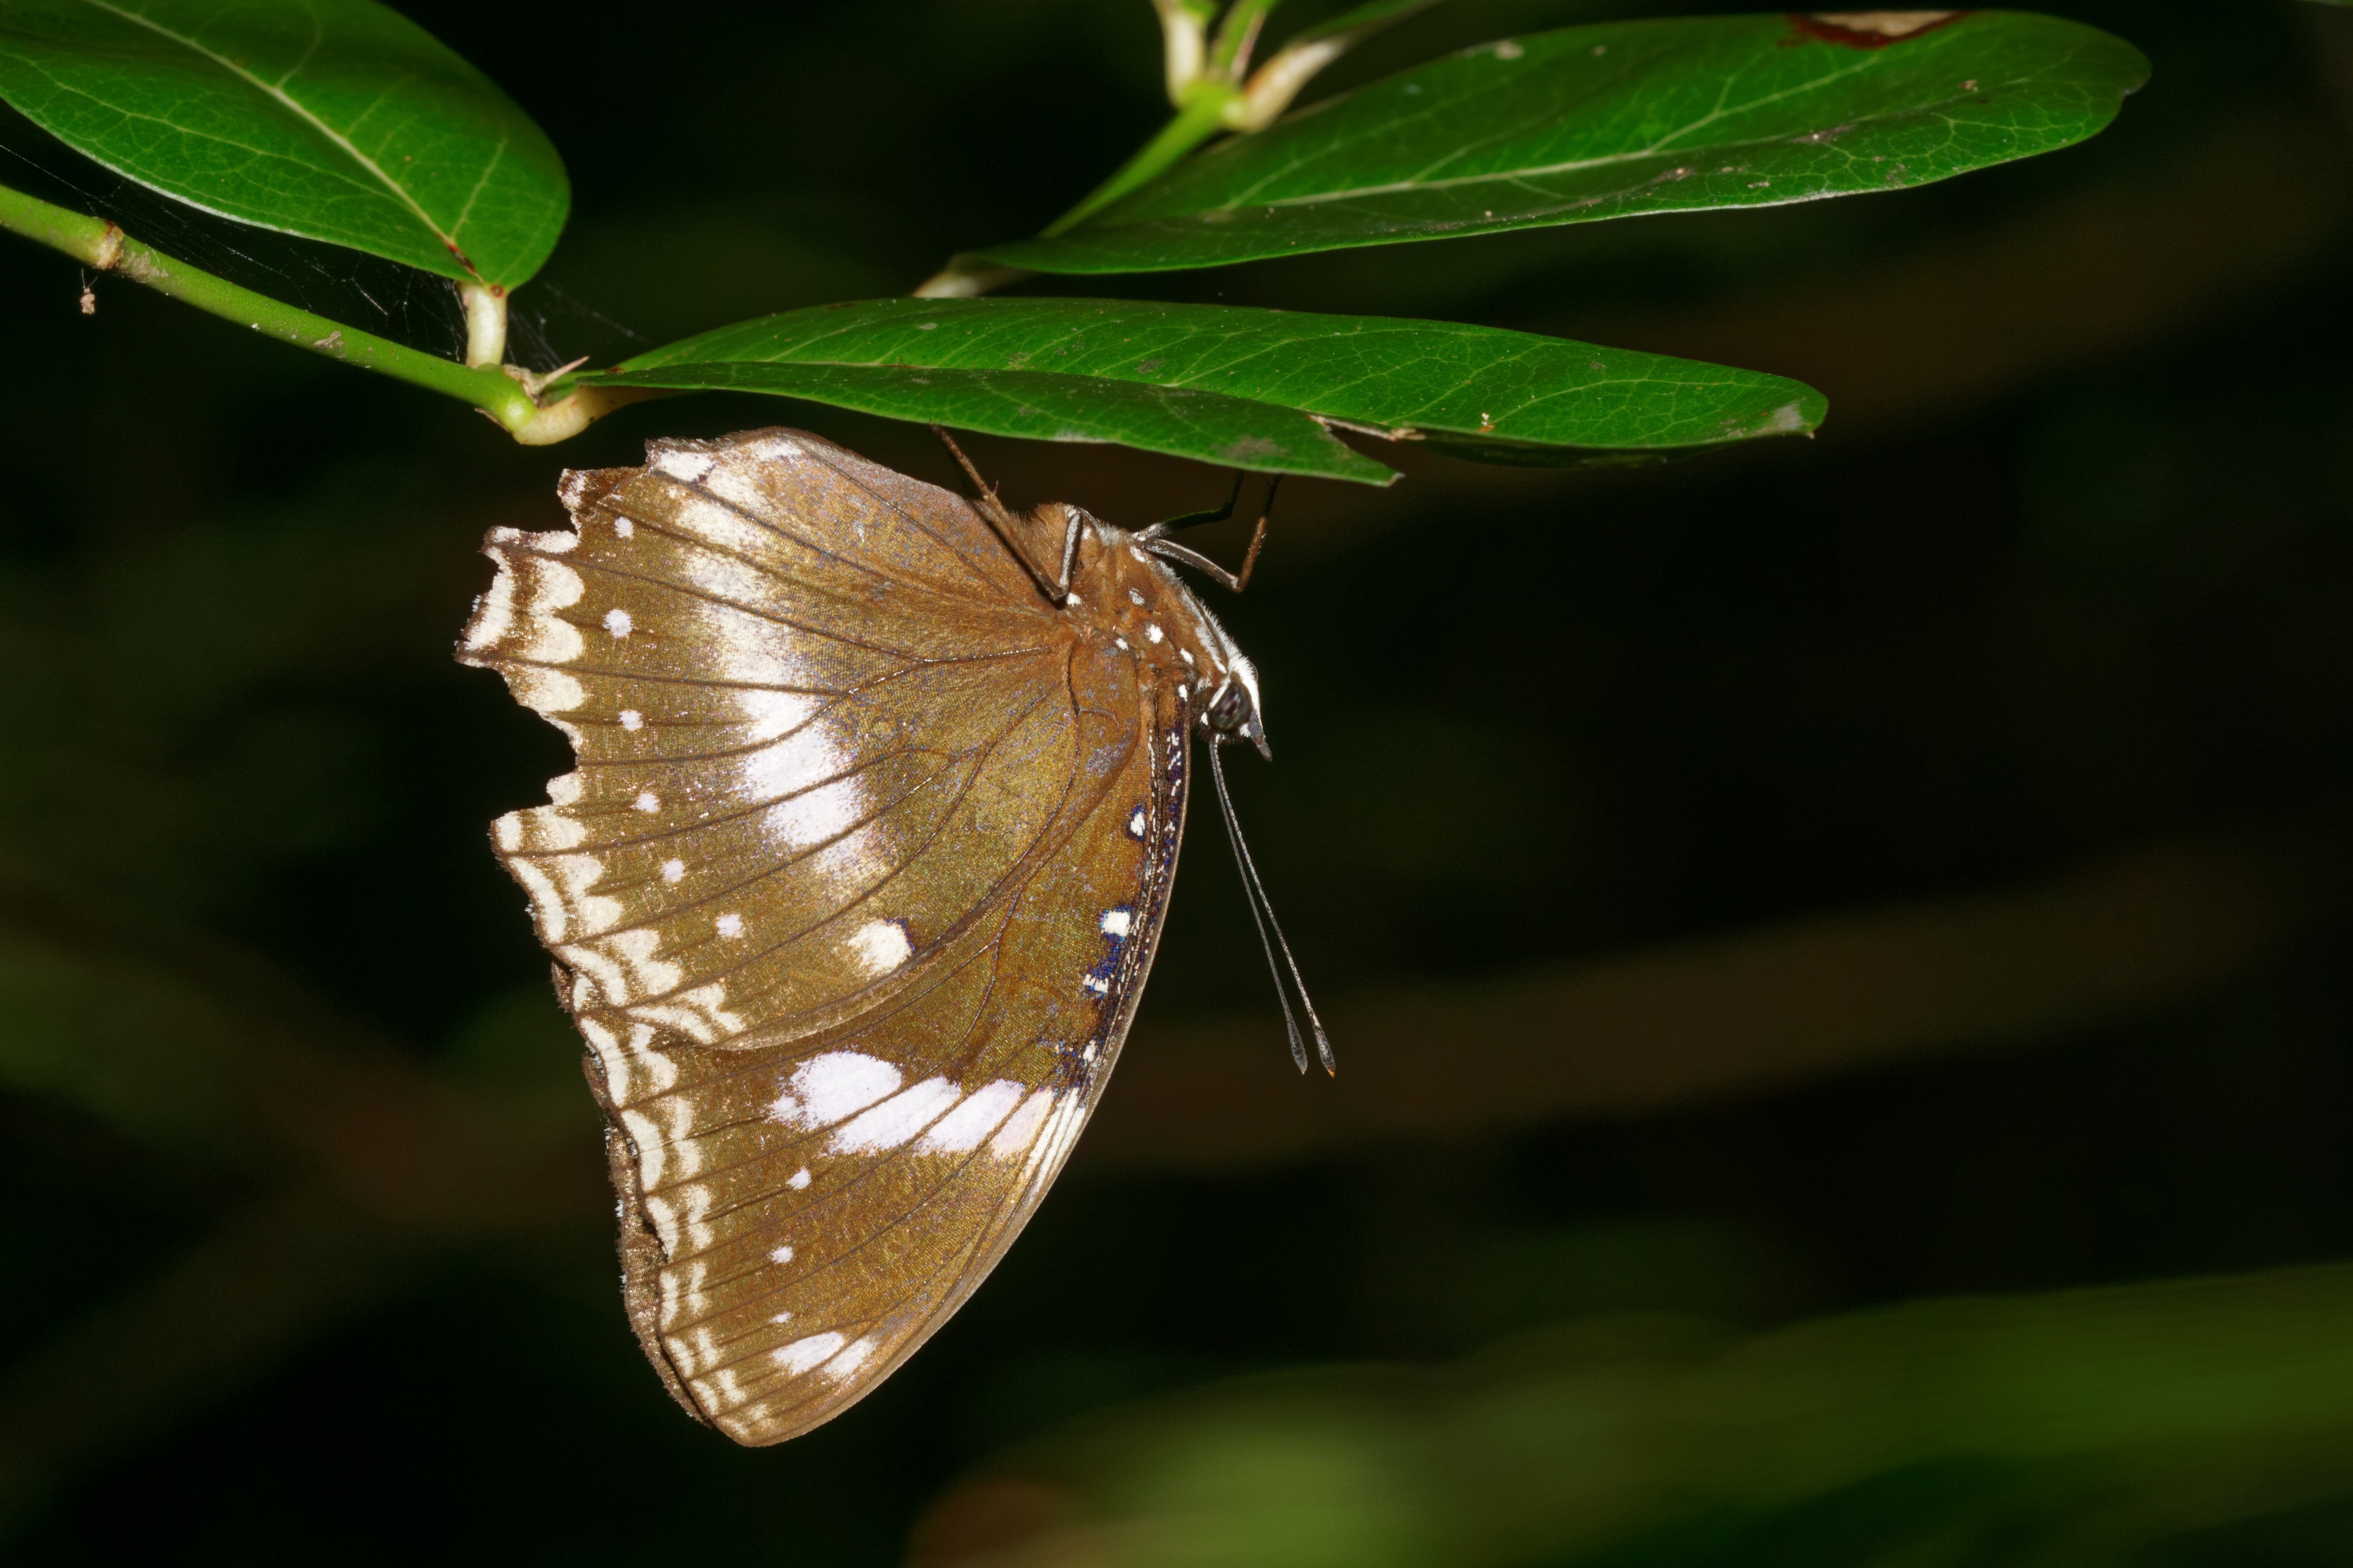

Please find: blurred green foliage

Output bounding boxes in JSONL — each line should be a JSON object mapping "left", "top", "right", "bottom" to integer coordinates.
{"left": 918, "top": 1267, "right": 2353, "bottom": 1565}
{"left": 0, "top": 1, "right": 2350, "bottom": 1563}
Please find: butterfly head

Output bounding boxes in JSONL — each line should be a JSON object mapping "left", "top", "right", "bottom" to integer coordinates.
{"left": 1204, "top": 654, "right": 1271, "bottom": 760}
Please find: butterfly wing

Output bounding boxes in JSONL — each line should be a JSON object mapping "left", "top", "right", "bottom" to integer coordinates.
{"left": 457, "top": 428, "right": 1189, "bottom": 1442}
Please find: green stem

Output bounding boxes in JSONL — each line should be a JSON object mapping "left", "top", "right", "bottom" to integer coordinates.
{"left": 0, "top": 179, "right": 576, "bottom": 436}
{"left": 1041, "top": 83, "right": 1237, "bottom": 238}
{"left": 916, "top": 2, "right": 1287, "bottom": 296}
{"left": 1207, "top": 0, "right": 1280, "bottom": 77}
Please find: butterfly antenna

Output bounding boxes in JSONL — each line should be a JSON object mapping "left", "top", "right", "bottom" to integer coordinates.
{"left": 1208, "top": 738, "right": 1335, "bottom": 1075}
{"left": 930, "top": 424, "right": 1066, "bottom": 607}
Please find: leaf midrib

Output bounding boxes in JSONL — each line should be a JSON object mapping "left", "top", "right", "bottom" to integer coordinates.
{"left": 72, "top": 0, "right": 486, "bottom": 272}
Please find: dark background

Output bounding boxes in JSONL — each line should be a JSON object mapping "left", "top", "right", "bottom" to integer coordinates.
{"left": 3, "top": 0, "right": 2351, "bottom": 1561}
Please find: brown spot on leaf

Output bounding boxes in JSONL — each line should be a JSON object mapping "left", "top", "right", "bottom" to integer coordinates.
{"left": 1788, "top": 11, "right": 1968, "bottom": 49}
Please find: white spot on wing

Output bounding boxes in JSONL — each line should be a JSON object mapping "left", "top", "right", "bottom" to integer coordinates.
{"left": 716, "top": 912, "right": 743, "bottom": 938}
{"left": 989, "top": 1089, "right": 1055, "bottom": 1159}
{"left": 764, "top": 774, "right": 867, "bottom": 848}
{"left": 1082, "top": 975, "right": 1109, "bottom": 996}
{"left": 604, "top": 607, "right": 632, "bottom": 638}
{"left": 848, "top": 918, "right": 912, "bottom": 976}
{"left": 614, "top": 516, "right": 635, "bottom": 538}
{"left": 821, "top": 1337, "right": 878, "bottom": 1382}
{"left": 774, "top": 1332, "right": 844, "bottom": 1374}
{"left": 506, "top": 858, "right": 568, "bottom": 940}
{"left": 772, "top": 1051, "right": 902, "bottom": 1128}
{"left": 636, "top": 980, "right": 742, "bottom": 1044}
{"left": 733, "top": 690, "right": 822, "bottom": 743}
{"left": 621, "top": 1108, "right": 668, "bottom": 1187}
{"left": 661, "top": 859, "right": 685, "bottom": 883}
{"left": 788, "top": 1167, "right": 811, "bottom": 1190}
{"left": 915, "top": 1080, "right": 1025, "bottom": 1154}
{"left": 1145, "top": 622, "right": 1164, "bottom": 643}
{"left": 828, "top": 1076, "right": 962, "bottom": 1153}
{"left": 739, "top": 721, "right": 848, "bottom": 800}
{"left": 1028, "top": 1092, "right": 1089, "bottom": 1179}
{"left": 741, "top": 432, "right": 806, "bottom": 464}
{"left": 462, "top": 565, "right": 515, "bottom": 651}
{"left": 576, "top": 923, "right": 679, "bottom": 999}
{"left": 1128, "top": 809, "right": 1146, "bottom": 839}
{"left": 634, "top": 791, "right": 659, "bottom": 813}
{"left": 768, "top": 1244, "right": 794, "bottom": 1265}
{"left": 1101, "top": 908, "right": 1132, "bottom": 937}
{"left": 652, "top": 448, "right": 716, "bottom": 483}
{"left": 508, "top": 561, "right": 586, "bottom": 665}
{"left": 619, "top": 709, "right": 643, "bottom": 731}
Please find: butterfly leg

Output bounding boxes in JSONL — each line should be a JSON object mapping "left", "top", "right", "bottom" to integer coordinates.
{"left": 1136, "top": 469, "right": 1245, "bottom": 539}
{"left": 1138, "top": 475, "right": 1281, "bottom": 595}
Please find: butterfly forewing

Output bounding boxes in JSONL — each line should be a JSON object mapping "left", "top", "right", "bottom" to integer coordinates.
{"left": 458, "top": 429, "right": 1189, "bottom": 1442}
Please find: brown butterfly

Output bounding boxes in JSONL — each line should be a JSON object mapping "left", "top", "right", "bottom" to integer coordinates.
{"left": 455, "top": 425, "right": 1325, "bottom": 1445}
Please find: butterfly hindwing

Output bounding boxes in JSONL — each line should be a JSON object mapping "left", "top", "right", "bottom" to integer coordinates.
{"left": 586, "top": 678, "right": 1185, "bottom": 1442}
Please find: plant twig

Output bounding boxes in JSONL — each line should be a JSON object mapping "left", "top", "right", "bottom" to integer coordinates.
{"left": 912, "top": 78, "right": 1237, "bottom": 295}
{"left": 918, "top": 0, "right": 1429, "bottom": 296}
{"left": 0, "top": 180, "right": 625, "bottom": 443}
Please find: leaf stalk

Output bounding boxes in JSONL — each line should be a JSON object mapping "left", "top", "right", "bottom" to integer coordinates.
{"left": 1205, "top": 0, "right": 1281, "bottom": 79}
{"left": 458, "top": 281, "right": 508, "bottom": 368}
{"left": 919, "top": 0, "right": 1416, "bottom": 295}
{"left": 1042, "top": 84, "right": 1237, "bottom": 239}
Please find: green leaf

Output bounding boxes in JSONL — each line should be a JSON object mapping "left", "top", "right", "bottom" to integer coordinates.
{"left": 0, "top": 0, "right": 568, "bottom": 286}
{"left": 981, "top": 11, "right": 2151, "bottom": 275}
{"left": 589, "top": 298, "right": 1825, "bottom": 485}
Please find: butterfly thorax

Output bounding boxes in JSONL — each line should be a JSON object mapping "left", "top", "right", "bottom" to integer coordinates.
{"left": 1025, "top": 502, "right": 1267, "bottom": 752}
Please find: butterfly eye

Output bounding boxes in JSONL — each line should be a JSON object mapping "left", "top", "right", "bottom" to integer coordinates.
{"left": 1205, "top": 681, "right": 1253, "bottom": 733}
